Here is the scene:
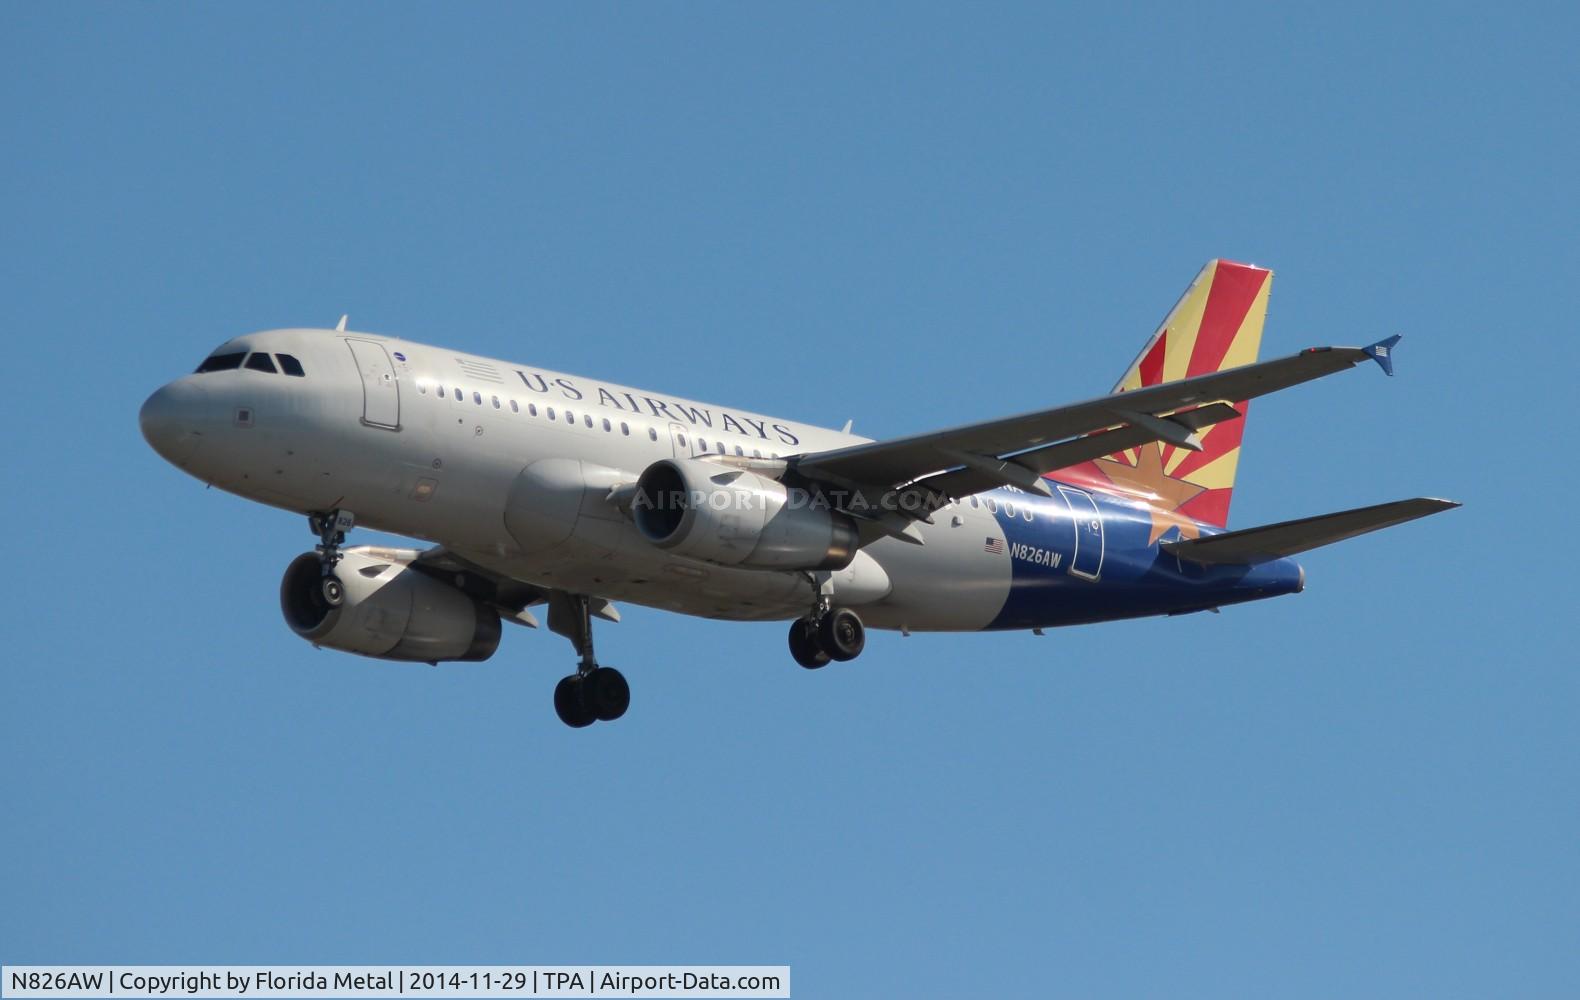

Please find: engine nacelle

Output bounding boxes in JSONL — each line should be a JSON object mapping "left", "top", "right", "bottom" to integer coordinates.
{"left": 280, "top": 547, "right": 501, "bottom": 662}
{"left": 632, "top": 458, "right": 858, "bottom": 571}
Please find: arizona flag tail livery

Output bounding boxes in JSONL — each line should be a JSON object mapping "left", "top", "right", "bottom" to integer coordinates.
{"left": 1054, "top": 259, "right": 1273, "bottom": 532}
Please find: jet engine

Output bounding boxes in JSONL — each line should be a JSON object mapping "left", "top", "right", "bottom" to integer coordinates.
{"left": 280, "top": 547, "right": 501, "bottom": 662}
{"left": 631, "top": 458, "right": 857, "bottom": 571}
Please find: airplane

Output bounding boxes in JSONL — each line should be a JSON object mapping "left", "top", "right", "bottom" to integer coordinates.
{"left": 140, "top": 260, "right": 1457, "bottom": 728}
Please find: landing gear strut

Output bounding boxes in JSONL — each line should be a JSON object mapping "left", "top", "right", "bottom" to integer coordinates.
{"left": 308, "top": 509, "right": 355, "bottom": 607}
{"left": 788, "top": 599, "right": 866, "bottom": 669}
{"left": 548, "top": 592, "right": 629, "bottom": 728}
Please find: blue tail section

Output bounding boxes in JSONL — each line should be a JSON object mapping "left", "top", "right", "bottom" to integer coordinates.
{"left": 984, "top": 485, "right": 1305, "bottom": 630}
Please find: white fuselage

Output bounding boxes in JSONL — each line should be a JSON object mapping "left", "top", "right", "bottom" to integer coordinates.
{"left": 142, "top": 328, "right": 1025, "bottom": 631}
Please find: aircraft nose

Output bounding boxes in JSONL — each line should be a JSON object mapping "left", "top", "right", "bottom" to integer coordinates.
{"left": 139, "top": 379, "right": 208, "bottom": 465}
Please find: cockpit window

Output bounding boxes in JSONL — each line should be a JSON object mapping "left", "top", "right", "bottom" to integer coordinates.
{"left": 276, "top": 354, "right": 306, "bottom": 377}
{"left": 195, "top": 351, "right": 246, "bottom": 373}
{"left": 244, "top": 352, "right": 278, "bottom": 374}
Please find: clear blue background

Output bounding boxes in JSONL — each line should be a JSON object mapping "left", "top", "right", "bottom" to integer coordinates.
{"left": 3, "top": 4, "right": 1575, "bottom": 997}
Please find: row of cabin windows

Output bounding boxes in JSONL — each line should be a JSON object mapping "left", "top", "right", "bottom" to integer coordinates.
{"left": 968, "top": 493, "right": 1036, "bottom": 522}
{"left": 418, "top": 380, "right": 781, "bottom": 459}
{"left": 195, "top": 351, "right": 306, "bottom": 377}
{"left": 674, "top": 431, "right": 767, "bottom": 459}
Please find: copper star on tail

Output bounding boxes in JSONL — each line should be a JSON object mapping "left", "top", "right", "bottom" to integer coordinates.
{"left": 1092, "top": 444, "right": 1207, "bottom": 545}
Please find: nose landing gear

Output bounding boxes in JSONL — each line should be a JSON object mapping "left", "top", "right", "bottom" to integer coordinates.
{"left": 307, "top": 509, "right": 355, "bottom": 607}
{"left": 548, "top": 592, "right": 629, "bottom": 728}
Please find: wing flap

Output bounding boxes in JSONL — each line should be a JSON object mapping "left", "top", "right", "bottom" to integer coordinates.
{"left": 1161, "top": 497, "right": 1460, "bottom": 565}
{"left": 412, "top": 546, "right": 554, "bottom": 623}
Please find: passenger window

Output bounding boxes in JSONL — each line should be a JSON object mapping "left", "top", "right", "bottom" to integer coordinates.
{"left": 585, "top": 414, "right": 593, "bottom": 428}
{"left": 1005, "top": 502, "right": 1016, "bottom": 517}
{"left": 735, "top": 446, "right": 744, "bottom": 456}
{"left": 753, "top": 450, "right": 761, "bottom": 458}
{"left": 648, "top": 428, "right": 658, "bottom": 441}
{"left": 195, "top": 351, "right": 246, "bottom": 373}
{"left": 565, "top": 410, "right": 575, "bottom": 424}
{"left": 453, "top": 387, "right": 462, "bottom": 400}
{"left": 678, "top": 434, "right": 687, "bottom": 447}
{"left": 547, "top": 407, "right": 556, "bottom": 420}
{"left": 699, "top": 438, "right": 708, "bottom": 451}
{"left": 275, "top": 354, "right": 306, "bottom": 377}
{"left": 244, "top": 352, "right": 277, "bottom": 374}
{"left": 438, "top": 386, "right": 446, "bottom": 399}
{"left": 418, "top": 382, "right": 428, "bottom": 394}
{"left": 621, "top": 422, "right": 629, "bottom": 436}
{"left": 986, "top": 498, "right": 998, "bottom": 513}
{"left": 1023, "top": 507, "right": 1033, "bottom": 522}
{"left": 510, "top": 400, "right": 519, "bottom": 413}
{"left": 602, "top": 418, "right": 611, "bottom": 432}
{"left": 473, "top": 392, "right": 482, "bottom": 405}
{"left": 970, "top": 496, "right": 979, "bottom": 508}
{"left": 529, "top": 403, "right": 538, "bottom": 417}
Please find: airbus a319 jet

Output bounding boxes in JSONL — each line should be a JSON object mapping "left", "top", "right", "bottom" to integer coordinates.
{"left": 141, "top": 260, "right": 1456, "bottom": 728}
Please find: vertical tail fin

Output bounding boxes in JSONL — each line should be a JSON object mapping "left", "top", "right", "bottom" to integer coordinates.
{"left": 1054, "top": 259, "right": 1273, "bottom": 532}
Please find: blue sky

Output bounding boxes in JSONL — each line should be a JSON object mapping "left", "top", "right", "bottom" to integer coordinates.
{"left": 2, "top": 4, "right": 1576, "bottom": 997}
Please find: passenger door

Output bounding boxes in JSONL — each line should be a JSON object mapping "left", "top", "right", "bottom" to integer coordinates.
{"left": 346, "top": 340, "right": 400, "bottom": 430}
{"left": 1056, "top": 485, "right": 1105, "bottom": 581}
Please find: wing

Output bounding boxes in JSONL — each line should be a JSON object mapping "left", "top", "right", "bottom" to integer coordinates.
{"left": 410, "top": 547, "right": 620, "bottom": 628}
{"left": 790, "top": 339, "right": 1400, "bottom": 518}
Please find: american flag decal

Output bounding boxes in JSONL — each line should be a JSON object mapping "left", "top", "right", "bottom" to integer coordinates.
{"left": 985, "top": 537, "right": 1005, "bottom": 555}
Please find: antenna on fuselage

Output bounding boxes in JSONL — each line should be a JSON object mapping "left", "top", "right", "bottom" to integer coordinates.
{"left": 841, "top": 419, "right": 853, "bottom": 434}
{"left": 335, "top": 315, "right": 348, "bottom": 332}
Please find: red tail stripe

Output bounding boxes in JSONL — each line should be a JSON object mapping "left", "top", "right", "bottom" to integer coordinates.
{"left": 1138, "top": 331, "right": 1167, "bottom": 386}
{"left": 1179, "top": 488, "right": 1232, "bottom": 527}
{"left": 1185, "top": 263, "right": 1268, "bottom": 379}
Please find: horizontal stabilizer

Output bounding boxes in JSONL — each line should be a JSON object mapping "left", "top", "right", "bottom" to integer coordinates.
{"left": 1162, "top": 497, "right": 1460, "bottom": 565}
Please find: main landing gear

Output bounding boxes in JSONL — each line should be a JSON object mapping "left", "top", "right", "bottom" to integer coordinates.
{"left": 548, "top": 592, "right": 629, "bottom": 729}
{"left": 788, "top": 603, "right": 866, "bottom": 669}
{"left": 307, "top": 509, "right": 355, "bottom": 607}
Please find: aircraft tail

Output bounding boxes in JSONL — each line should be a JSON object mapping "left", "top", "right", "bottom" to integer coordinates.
{"left": 1055, "top": 259, "right": 1273, "bottom": 529}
